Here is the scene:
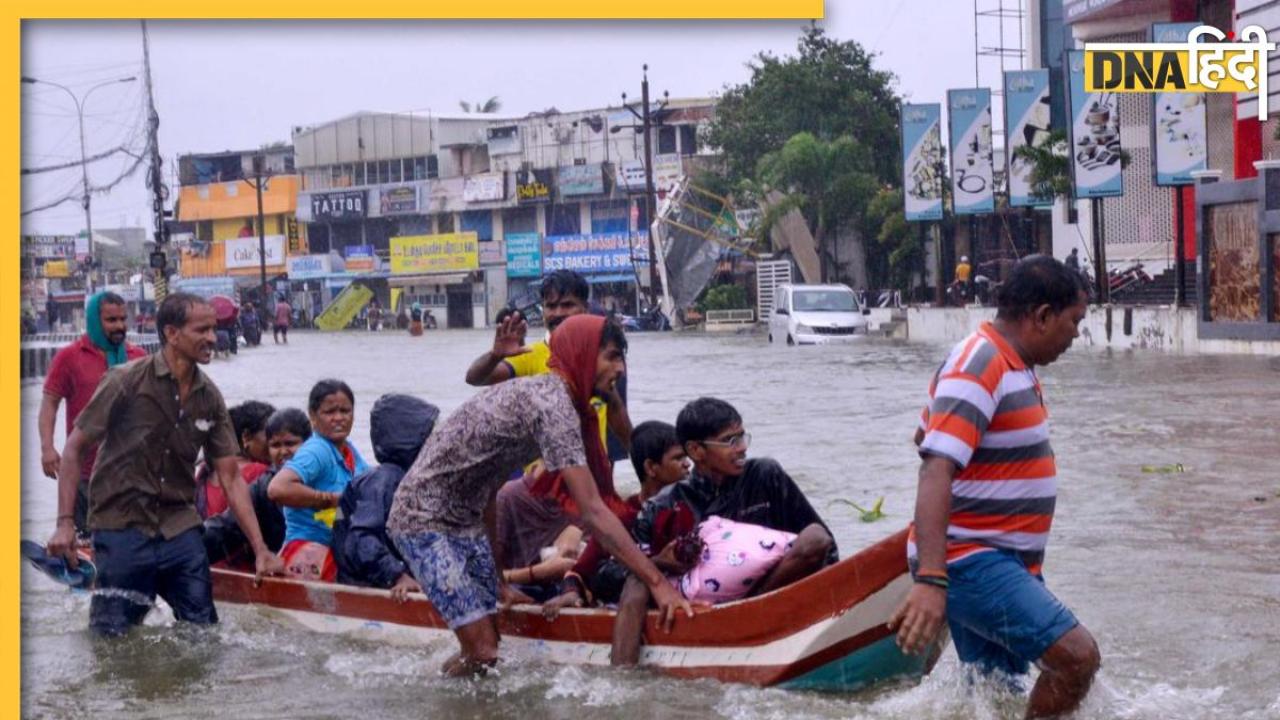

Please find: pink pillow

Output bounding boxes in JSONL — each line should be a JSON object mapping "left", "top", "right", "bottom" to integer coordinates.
{"left": 674, "top": 516, "right": 796, "bottom": 604}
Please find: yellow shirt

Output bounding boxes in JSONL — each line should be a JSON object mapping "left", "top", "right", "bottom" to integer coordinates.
{"left": 506, "top": 340, "right": 610, "bottom": 447}
{"left": 955, "top": 262, "right": 972, "bottom": 282}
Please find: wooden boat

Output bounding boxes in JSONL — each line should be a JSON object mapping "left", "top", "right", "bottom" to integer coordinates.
{"left": 211, "top": 527, "right": 947, "bottom": 691}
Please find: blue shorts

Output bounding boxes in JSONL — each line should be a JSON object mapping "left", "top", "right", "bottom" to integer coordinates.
{"left": 945, "top": 549, "right": 1079, "bottom": 677}
{"left": 391, "top": 531, "right": 498, "bottom": 630}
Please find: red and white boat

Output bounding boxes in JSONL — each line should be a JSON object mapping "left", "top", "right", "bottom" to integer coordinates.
{"left": 211, "top": 527, "right": 947, "bottom": 691}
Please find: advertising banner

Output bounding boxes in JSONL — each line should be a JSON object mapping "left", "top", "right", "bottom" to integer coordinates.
{"left": 653, "top": 154, "right": 683, "bottom": 195}
{"left": 1004, "top": 70, "right": 1054, "bottom": 207}
{"left": 1067, "top": 50, "right": 1124, "bottom": 198}
{"left": 43, "top": 260, "right": 71, "bottom": 278}
{"left": 225, "top": 235, "right": 286, "bottom": 270}
{"left": 505, "top": 232, "right": 542, "bottom": 278}
{"left": 1151, "top": 22, "right": 1208, "bottom": 186}
{"left": 463, "top": 172, "right": 506, "bottom": 202}
{"left": 389, "top": 232, "right": 479, "bottom": 274}
{"left": 543, "top": 232, "right": 649, "bottom": 275}
{"left": 22, "top": 235, "right": 77, "bottom": 259}
{"left": 310, "top": 190, "right": 367, "bottom": 221}
{"left": 379, "top": 185, "right": 419, "bottom": 214}
{"left": 558, "top": 164, "right": 605, "bottom": 197}
{"left": 900, "top": 103, "right": 945, "bottom": 221}
{"left": 315, "top": 283, "right": 373, "bottom": 332}
{"left": 947, "top": 88, "right": 995, "bottom": 215}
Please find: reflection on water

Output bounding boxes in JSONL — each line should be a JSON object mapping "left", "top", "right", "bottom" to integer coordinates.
{"left": 21, "top": 330, "right": 1280, "bottom": 719}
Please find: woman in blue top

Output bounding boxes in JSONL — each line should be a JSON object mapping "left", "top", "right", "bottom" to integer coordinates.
{"left": 268, "top": 379, "right": 370, "bottom": 581}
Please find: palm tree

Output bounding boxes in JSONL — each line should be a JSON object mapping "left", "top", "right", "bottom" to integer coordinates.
{"left": 458, "top": 96, "right": 502, "bottom": 114}
{"left": 1011, "top": 128, "right": 1129, "bottom": 203}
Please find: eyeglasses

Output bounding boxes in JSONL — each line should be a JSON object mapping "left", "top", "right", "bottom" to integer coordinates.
{"left": 701, "top": 432, "right": 751, "bottom": 450}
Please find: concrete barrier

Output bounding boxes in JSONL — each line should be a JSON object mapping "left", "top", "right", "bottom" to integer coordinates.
{"left": 904, "top": 305, "right": 1280, "bottom": 356}
{"left": 20, "top": 334, "right": 162, "bottom": 380}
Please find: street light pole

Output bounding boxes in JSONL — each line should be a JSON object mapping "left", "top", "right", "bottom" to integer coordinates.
{"left": 21, "top": 75, "right": 137, "bottom": 291}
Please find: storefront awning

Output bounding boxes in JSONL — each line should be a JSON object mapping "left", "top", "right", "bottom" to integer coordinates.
{"left": 386, "top": 273, "right": 471, "bottom": 287}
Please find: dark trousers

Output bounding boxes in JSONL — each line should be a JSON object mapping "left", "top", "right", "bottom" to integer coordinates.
{"left": 90, "top": 527, "right": 217, "bottom": 637}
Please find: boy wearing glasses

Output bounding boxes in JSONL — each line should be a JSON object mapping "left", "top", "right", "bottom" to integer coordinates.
{"left": 612, "top": 397, "right": 836, "bottom": 664}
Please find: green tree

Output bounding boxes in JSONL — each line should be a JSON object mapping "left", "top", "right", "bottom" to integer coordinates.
{"left": 459, "top": 96, "right": 502, "bottom": 113}
{"left": 863, "top": 187, "right": 922, "bottom": 291}
{"left": 705, "top": 25, "right": 900, "bottom": 186}
{"left": 754, "top": 132, "right": 880, "bottom": 282}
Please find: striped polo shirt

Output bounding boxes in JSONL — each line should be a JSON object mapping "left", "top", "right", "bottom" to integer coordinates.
{"left": 908, "top": 321, "right": 1055, "bottom": 574}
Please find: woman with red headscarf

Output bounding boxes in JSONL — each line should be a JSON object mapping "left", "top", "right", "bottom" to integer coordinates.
{"left": 388, "top": 314, "right": 692, "bottom": 677}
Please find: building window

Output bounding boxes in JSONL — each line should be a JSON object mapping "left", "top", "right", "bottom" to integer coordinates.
{"left": 389, "top": 159, "right": 402, "bottom": 183}
{"left": 657, "top": 126, "right": 677, "bottom": 155}
{"left": 354, "top": 163, "right": 365, "bottom": 186}
{"left": 368, "top": 161, "right": 382, "bottom": 185}
{"left": 679, "top": 125, "right": 698, "bottom": 156}
{"left": 427, "top": 155, "right": 439, "bottom": 179}
{"left": 284, "top": 155, "right": 295, "bottom": 173}
{"left": 548, "top": 203, "right": 580, "bottom": 236}
{"left": 437, "top": 213, "right": 455, "bottom": 233}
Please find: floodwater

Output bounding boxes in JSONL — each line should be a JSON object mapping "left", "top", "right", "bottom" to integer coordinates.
{"left": 20, "top": 328, "right": 1280, "bottom": 719}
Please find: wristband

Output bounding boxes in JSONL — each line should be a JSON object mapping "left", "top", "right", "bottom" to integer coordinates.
{"left": 915, "top": 569, "right": 949, "bottom": 580}
{"left": 914, "top": 575, "right": 949, "bottom": 590}
{"left": 56, "top": 514, "right": 75, "bottom": 525}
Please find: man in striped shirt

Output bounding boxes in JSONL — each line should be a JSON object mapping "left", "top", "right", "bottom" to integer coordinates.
{"left": 890, "top": 256, "right": 1100, "bottom": 719}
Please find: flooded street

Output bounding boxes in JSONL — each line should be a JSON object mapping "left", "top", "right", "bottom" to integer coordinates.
{"left": 20, "top": 328, "right": 1280, "bottom": 719}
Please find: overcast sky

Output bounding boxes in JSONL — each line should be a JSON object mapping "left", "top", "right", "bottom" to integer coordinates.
{"left": 20, "top": 3, "right": 1018, "bottom": 236}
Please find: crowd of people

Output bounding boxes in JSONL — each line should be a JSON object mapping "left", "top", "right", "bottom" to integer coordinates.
{"left": 39, "top": 256, "right": 1101, "bottom": 717}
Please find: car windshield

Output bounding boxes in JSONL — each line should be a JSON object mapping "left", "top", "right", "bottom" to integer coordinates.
{"left": 793, "top": 290, "right": 857, "bottom": 312}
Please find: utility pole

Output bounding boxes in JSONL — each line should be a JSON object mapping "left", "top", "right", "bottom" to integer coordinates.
{"left": 141, "top": 20, "right": 170, "bottom": 304}
{"left": 245, "top": 154, "right": 271, "bottom": 308}
{"left": 21, "top": 73, "right": 137, "bottom": 292}
{"left": 622, "top": 65, "right": 668, "bottom": 310}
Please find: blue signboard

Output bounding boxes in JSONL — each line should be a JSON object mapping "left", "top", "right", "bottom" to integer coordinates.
{"left": 1004, "top": 70, "right": 1053, "bottom": 208}
{"left": 1067, "top": 50, "right": 1124, "bottom": 198}
{"left": 505, "top": 232, "right": 542, "bottom": 278}
{"left": 948, "top": 88, "right": 996, "bottom": 215}
{"left": 901, "top": 103, "right": 944, "bottom": 221}
{"left": 543, "top": 232, "right": 649, "bottom": 275}
{"left": 1151, "top": 22, "right": 1208, "bottom": 186}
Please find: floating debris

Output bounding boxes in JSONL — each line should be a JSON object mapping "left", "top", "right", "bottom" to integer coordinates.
{"left": 1141, "top": 463, "right": 1185, "bottom": 474}
{"left": 832, "top": 496, "right": 886, "bottom": 523}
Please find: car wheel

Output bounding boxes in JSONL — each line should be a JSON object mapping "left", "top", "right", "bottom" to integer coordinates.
{"left": 786, "top": 334, "right": 795, "bottom": 346}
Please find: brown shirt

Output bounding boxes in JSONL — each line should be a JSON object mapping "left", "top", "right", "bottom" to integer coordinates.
{"left": 74, "top": 352, "right": 239, "bottom": 539}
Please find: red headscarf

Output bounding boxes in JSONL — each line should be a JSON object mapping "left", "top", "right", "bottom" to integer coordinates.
{"left": 531, "top": 314, "right": 629, "bottom": 517}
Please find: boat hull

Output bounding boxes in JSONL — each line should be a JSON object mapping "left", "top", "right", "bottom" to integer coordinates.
{"left": 212, "top": 528, "right": 946, "bottom": 690}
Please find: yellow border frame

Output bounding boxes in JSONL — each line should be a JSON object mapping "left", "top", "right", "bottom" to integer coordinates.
{"left": 8, "top": 3, "right": 825, "bottom": 716}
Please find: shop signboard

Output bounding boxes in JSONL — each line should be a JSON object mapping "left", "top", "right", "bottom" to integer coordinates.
{"left": 225, "top": 235, "right": 286, "bottom": 270}
{"left": 505, "top": 232, "right": 542, "bottom": 277}
{"left": 543, "top": 232, "right": 649, "bottom": 275}
{"left": 315, "top": 283, "right": 373, "bottom": 332}
{"left": 379, "top": 185, "right": 419, "bottom": 214}
{"left": 287, "top": 254, "right": 332, "bottom": 280}
{"left": 310, "top": 190, "right": 367, "bottom": 221}
{"left": 463, "top": 172, "right": 506, "bottom": 203}
{"left": 616, "top": 160, "right": 646, "bottom": 190}
{"left": 389, "top": 232, "right": 479, "bottom": 274}
{"left": 558, "top": 164, "right": 605, "bottom": 197}
{"left": 516, "top": 168, "right": 552, "bottom": 204}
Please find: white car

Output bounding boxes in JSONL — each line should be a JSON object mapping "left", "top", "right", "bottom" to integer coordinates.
{"left": 768, "top": 283, "right": 869, "bottom": 345}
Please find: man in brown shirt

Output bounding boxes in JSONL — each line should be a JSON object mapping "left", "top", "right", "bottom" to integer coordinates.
{"left": 46, "top": 292, "right": 284, "bottom": 636}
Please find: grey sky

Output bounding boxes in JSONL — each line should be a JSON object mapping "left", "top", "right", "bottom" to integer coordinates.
{"left": 20, "top": 4, "right": 1015, "bottom": 236}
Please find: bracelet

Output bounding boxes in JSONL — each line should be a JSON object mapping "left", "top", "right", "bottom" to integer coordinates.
{"left": 914, "top": 575, "right": 950, "bottom": 590}
{"left": 915, "top": 569, "right": 949, "bottom": 580}
{"left": 56, "top": 514, "right": 75, "bottom": 524}
{"left": 527, "top": 567, "right": 537, "bottom": 584}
